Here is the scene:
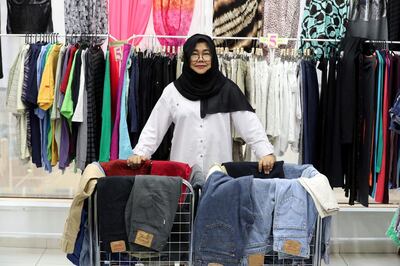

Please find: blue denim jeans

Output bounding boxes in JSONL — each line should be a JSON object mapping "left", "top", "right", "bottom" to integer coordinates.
{"left": 241, "top": 165, "right": 319, "bottom": 265}
{"left": 273, "top": 178, "right": 318, "bottom": 258}
{"left": 193, "top": 171, "right": 254, "bottom": 266}
{"left": 282, "top": 163, "right": 331, "bottom": 261}
{"left": 245, "top": 179, "right": 276, "bottom": 252}
{"left": 283, "top": 163, "right": 319, "bottom": 180}
{"left": 240, "top": 179, "right": 275, "bottom": 266}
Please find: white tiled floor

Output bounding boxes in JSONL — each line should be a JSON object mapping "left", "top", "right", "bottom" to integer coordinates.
{"left": 322, "top": 253, "right": 400, "bottom": 266}
{"left": 0, "top": 248, "right": 399, "bottom": 265}
{"left": 0, "top": 247, "right": 72, "bottom": 266}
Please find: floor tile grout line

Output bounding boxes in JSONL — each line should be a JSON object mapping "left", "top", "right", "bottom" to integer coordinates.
{"left": 339, "top": 253, "right": 349, "bottom": 266}
{"left": 35, "top": 248, "right": 47, "bottom": 266}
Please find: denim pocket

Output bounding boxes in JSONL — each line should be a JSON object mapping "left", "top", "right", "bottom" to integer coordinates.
{"left": 199, "top": 222, "right": 236, "bottom": 257}
{"left": 274, "top": 192, "right": 307, "bottom": 230}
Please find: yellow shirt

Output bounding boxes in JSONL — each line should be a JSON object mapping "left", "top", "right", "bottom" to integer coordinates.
{"left": 37, "top": 44, "right": 62, "bottom": 110}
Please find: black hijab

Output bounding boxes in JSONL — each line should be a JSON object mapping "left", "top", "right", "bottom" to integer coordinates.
{"left": 174, "top": 34, "right": 254, "bottom": 118}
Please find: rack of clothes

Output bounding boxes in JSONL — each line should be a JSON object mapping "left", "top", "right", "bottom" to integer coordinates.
{"left": 5, "top": 34, "right": 308, "bottom": 172}
{"left": 6, "top": 33, "right": 400, "bottom": 205}
{"left": 312, "top": 37, "right": 400, "bottom": 206}
{"left": 6, "top": 34, "right": 106, "bottom": 172}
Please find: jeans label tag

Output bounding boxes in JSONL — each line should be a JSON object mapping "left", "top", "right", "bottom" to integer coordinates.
{"left": 110, "top": 240, "right": 126, "bottom": 252}
{"left": 283, "top": 239, "right": 302, "bottom": 255}
{"left": 248, "top": 253, "right": 265, "bottom": 266}
{"left": 207, "top": 263, "right": 223, "bottom": 266}
{"left": 134, "top": 229, "right": 154, "bottom": 248}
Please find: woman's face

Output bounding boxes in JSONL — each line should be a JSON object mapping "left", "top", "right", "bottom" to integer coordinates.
{"left": 189, "top": 42, "right": 212, "bottom": 74}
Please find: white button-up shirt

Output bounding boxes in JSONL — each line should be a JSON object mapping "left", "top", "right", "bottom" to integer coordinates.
{"left": 133, "top": 83, "right": 274, "bottom": 173}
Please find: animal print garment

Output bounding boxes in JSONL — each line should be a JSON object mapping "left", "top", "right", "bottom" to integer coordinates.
{"left": 213, "top": 0, "right": 264, "bottom": 50}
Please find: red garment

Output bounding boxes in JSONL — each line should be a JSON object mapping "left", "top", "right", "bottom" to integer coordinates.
{"left": 150, "top": 160, "right": 192, "bottom": 203}
{"left": 375, "top": 54, "right": 390, "bottom": 203}
{"left": 100, "top": 160, "right": 192, "bottom": 203}
{"left": 100, "top": 159, "right": 152, "bottom": 176}
{"left": 60, "top": 46, "right": 78, "bottom": 94}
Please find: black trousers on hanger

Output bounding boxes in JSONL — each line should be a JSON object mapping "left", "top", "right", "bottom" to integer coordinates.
{"left": 355, "top": 54, "right": 376, "bottom": 207}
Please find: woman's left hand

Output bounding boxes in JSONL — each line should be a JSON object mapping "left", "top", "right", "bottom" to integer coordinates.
{"left": 258, "top": 154, "right": 276, "bottom": 174}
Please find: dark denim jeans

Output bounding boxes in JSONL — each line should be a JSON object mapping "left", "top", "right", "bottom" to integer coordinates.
{"left": 193, "top": 172, "right": 254, "bottom": 266}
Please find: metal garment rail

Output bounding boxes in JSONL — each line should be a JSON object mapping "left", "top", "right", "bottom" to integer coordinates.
{"left": 2, "top": 33, "right": 400, "bottom": 44}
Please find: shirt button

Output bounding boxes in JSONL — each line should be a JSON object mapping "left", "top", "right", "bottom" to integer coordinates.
{"left": 200, "top": 140, "right": 203, "bottom": 143}
{"left": 200, "top": 154, "right": 203, "bottom": 158}
{"left": 200, "top": 125, "right": 203, "bottom": 128}
{"left": 176, "top": 103, "right": 179, "bottom": 106}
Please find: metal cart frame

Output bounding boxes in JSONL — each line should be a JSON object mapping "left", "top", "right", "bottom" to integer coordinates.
{"left": 88, "top": 179, "right": 195, "bottom": 266}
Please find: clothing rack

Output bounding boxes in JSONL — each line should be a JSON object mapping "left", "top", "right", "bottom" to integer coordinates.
{"left": 3, "top": 33, "right": 400, "bottom": 44}
{"left": 365, "top": 40, "right": 400, "bottom": 44}
{"left": 123, "top": 34, "right": 343, "bottom": 43}
{"left": 0, "top": 33, "right": 108, "bottom": 37}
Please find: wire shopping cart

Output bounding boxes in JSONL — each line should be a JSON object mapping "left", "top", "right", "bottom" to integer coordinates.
{"left": 86, "top": 178, "right": 323, "bottom": 266}
{"left": 87, "top": 179, "right": 195, "bottom": 266}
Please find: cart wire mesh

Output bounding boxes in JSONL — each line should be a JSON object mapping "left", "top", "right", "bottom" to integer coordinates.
{"left": 263, "top": 216, "right": 322, "bottom": 266}
{"left": 88, "top": 178, "right": 323, "bottom": 266}
{"left": 89, "top": 179, "right": 195, "bottom": 266}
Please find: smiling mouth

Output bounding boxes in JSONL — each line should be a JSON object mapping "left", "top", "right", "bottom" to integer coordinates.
{"left": 195, "top": 65, "right": 207, "bottom": 68}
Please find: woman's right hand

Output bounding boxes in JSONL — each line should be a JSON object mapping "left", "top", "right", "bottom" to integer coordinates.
{"left": 127, "top": 154, "right": 149, "bottom": 169}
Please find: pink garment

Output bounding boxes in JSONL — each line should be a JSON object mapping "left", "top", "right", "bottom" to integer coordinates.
{"left": 153, "top": 0, "right": 195, "bottom": 46}
{"left": 108, "top": 0, "right": 152, "bottom": 45}
{"left": 110, "top": 44, "right": 131, "bottom": 160}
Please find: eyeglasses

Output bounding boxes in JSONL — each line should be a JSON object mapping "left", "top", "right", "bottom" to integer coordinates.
{"left": 190, "top": 53, "right": 212, "bottom": 62}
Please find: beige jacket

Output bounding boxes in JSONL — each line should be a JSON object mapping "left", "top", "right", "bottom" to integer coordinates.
{"left": 61, "top": 162, "right": 105, "bottom": 253}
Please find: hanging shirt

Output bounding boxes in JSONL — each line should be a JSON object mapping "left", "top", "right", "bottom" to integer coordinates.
{"left": 60, "top": 46, "right": 78, "bottom": 94}
{"left": 6, "top": 45, "right": 30, "bottom": 160}
{"left": 110, "top": 44, "right": 131, "bottom": 160}
{"left": 36, "top": 44, "right": 54, "bottom": 172}
{"left": 127, "top": 54, "right": 139, "bottom": 134}
{"left": 38, "top": 44, "right": 62, "bottom": 165}
{"left": 99, "top": 51, "right": 112, "bottom": 162}
{"left": 59, "top": 50, "right": 78, "bottom": 170}
{"left": 73, "top": 49, "right": 88, "bottom": 171}
{"left": 50, "top": 45, "right": 67, "bottom": 165}
{"left": 133, "top": 83, "right": 274, "bottom": 173}
{"left": 38, "top": 44, "right": 62, "bottom": 111}
{"left": 85, "top": 46, "right": 106, "bottom": 164}
{"left": 72, "top": 50, "right": 87, "bottom": 171}
{"left": 374, "top": 51, "right": 385, "bottom": 197}
{"left": 119, "top": 52, "right": 133, "bottom": 159}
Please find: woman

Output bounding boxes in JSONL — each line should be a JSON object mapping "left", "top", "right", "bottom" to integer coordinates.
{"left": 127, "top": 34, "right": 276, "bottom": 174}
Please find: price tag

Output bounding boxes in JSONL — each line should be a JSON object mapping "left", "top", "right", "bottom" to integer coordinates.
{"left": 277, "top": 38, "right": 289, "bottom": 46}
{"left": 267, "top": 33, "right": 278, "bottom": 48}
{"left": 259, "top": 37, "right": 268, "bottom": 45}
